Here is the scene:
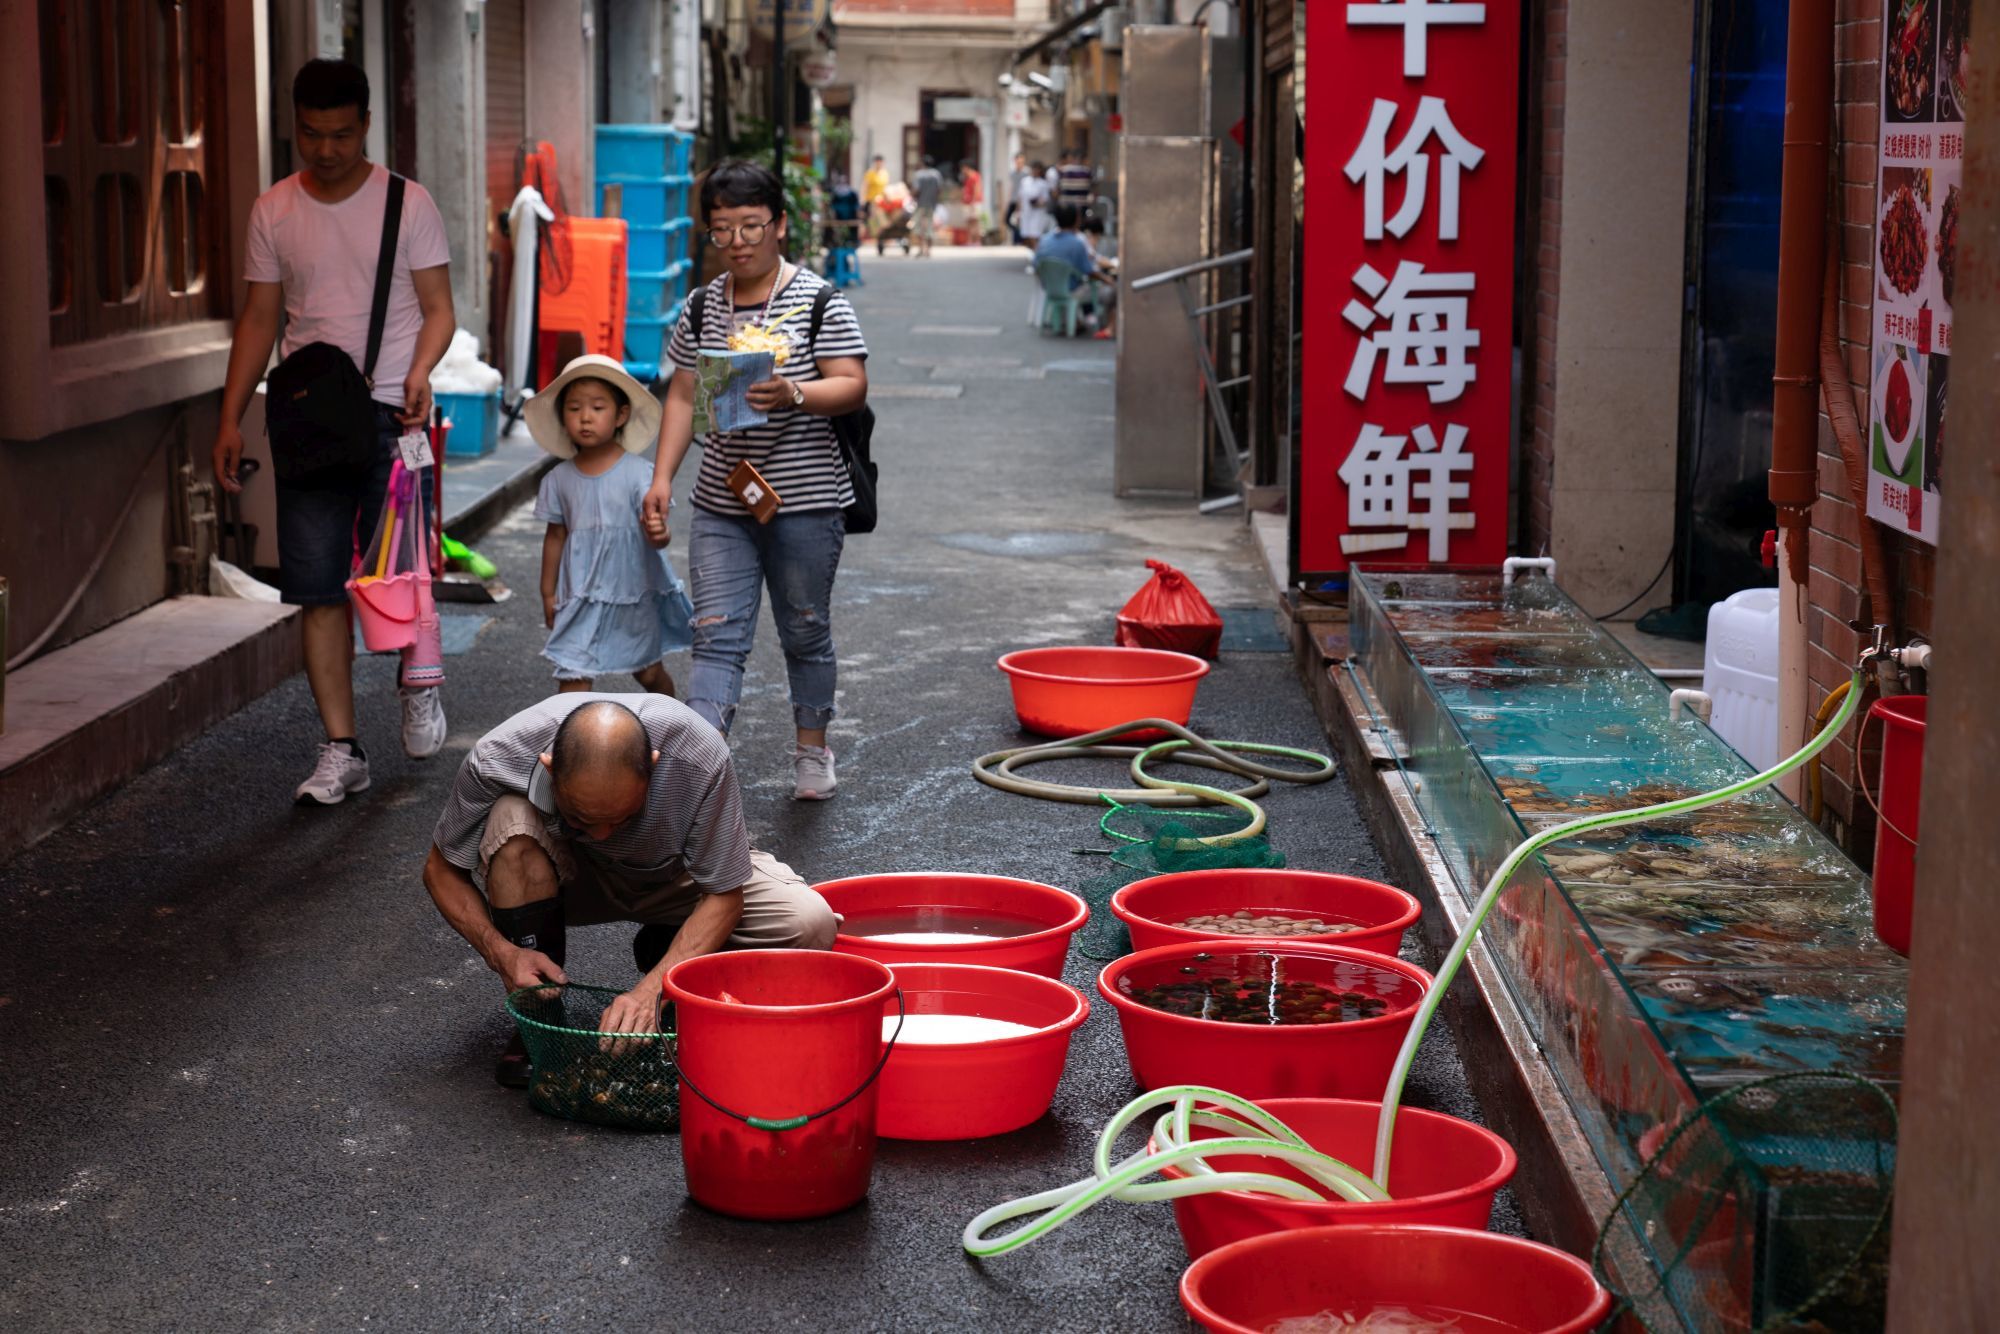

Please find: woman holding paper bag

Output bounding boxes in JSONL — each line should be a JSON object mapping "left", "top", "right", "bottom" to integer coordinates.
{"left": 643, "top": 161, "right": 870, "bottom": 801}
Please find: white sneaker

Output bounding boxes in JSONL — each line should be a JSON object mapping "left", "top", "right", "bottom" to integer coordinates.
{"left": 401, "top": 686, "right": 446, "bottom": 759}
{"left": 792, "top": 744, "right": 837, "bottom": 801}
{"left": 295, "top": 741, "right": 370, "bottom": 805}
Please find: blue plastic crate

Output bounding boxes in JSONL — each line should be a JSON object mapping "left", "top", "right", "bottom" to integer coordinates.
{"left": 632, "top": 227, "right": 672, "bottom": 274}
{"left": 436, "top": 391, "right": 500, "bottom": 459}
{"left": 601, "top": 180, "right": 667, "bottom": 227}
{"left": 597, "top": 177, "right": 692, "bottom": 228}
{"left": 624, "top": 316, "right": 669, "bottom": 367}
{"left": 596, "top": 125, "right": 694, "bottom": 180}
{"left": 628, "top": 270, "right": 673, "bottom": 319}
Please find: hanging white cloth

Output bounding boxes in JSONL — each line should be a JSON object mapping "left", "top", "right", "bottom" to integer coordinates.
{"left": 505, "top": 185, "right": 555, "bottom": 407}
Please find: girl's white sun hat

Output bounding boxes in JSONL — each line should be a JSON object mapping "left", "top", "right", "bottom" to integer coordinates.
{"left": 522, "top": 354, "right": 662, "bottom": 460}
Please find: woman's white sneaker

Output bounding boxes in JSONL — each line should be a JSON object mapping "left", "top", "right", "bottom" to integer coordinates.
{"left": 792, "top": 744, "right": 837, "bottom": 801}
{"left": 295, "top": 741, "right": 370, "bottom": 805}
{"left": 401, "top": 686, "right": 447, "bottom": 759}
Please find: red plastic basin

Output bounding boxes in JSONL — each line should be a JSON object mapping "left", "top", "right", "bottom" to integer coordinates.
{"left": 816, "top": 872, "right": 1089, "bottom": 979}
{"left": 1114, "top": 869, "right": 1422, "bottom": 957}
{"left": 1180, "top": 1224, "right": 1612, "bottom": 1334}
{"left": 1156, "top": 1098, "right": 1516, "bottom": 1258}
{"left": 997, "top": 645, "right": 1210, "bottom": 738}
{"left": 1098, "top": 942, "right": 1432, "bottom": 1100}
{"left": 876, "top": 963, "right": 1089, "bottom": 1140}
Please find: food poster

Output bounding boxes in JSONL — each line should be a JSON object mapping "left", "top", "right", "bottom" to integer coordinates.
{"left": 1869, "top": 0, "right": 1967, "bottom": 544}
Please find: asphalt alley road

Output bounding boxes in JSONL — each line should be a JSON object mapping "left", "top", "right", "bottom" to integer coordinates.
{"left": 0, "top": 248, "right": 1513, "bottom": 1331}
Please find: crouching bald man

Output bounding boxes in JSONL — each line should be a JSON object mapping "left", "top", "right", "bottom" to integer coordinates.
{"left": 423, "top": 695, "right": 836, "bottom": 1086}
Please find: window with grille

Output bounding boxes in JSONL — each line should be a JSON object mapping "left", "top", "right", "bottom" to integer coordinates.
{"left": 41, "top": 0, "right": 226, "bottom": 346}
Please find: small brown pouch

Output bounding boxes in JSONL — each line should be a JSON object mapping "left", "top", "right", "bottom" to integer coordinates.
{"left": 727, "top": 459, "right": 783, "bottom": 523}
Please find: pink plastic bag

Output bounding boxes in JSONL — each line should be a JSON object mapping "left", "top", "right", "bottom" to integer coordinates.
{"left": 1115, "top": 559, "right": 1223, "bottom": 660}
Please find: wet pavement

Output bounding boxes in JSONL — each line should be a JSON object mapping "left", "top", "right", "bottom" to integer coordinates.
{"left": 0, "top": 248, "right": 1511, "bottom": 1331}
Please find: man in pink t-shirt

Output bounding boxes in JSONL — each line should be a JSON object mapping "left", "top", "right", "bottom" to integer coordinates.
{"left": 210, "top": 59, "right": 457, "bottom": 806}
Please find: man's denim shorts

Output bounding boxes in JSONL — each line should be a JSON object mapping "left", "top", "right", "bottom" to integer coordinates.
{"left": 275, "top": 403, "right": 421, "bottom": 607}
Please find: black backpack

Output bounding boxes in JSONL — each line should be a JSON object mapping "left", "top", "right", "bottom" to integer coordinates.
{"left": 687, "top": 282, "right": 877, "bottom": 533}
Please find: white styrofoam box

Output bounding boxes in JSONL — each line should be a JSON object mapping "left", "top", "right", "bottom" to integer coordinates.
{"left": 1702, "top": 587, "right": 1782, "bottom": 771}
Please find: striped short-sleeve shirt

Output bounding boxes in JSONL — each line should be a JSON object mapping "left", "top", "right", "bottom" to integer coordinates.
{"left": 667, "top": 265, "right": 869, "bottom": 517}
{"left": 431, "top": 693, "right": 753, "bottom": 894}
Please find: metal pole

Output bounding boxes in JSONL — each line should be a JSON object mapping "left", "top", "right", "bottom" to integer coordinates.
{"left": 772, "top": 3, "right": 787, "bottom": 178}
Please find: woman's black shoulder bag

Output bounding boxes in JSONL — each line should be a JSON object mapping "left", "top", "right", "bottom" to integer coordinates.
{"left": 808, "top": 286, "right": 877, "bottom": 534}
{"left": 265, "top": 174, "right": 406, "bottom": 485}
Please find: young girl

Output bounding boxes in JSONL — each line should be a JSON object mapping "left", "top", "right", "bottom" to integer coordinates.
{"left": 526, "top": 355, "right": 694, "bottom": 694}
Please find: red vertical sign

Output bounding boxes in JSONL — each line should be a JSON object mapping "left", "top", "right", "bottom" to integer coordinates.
{"left": 1298, "top": 0, "right": 1521, "bottom": 578}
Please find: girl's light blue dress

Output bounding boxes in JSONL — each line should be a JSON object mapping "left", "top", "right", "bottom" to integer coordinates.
{"left": 535, "top": 453, "right": 695, "bottom": 679}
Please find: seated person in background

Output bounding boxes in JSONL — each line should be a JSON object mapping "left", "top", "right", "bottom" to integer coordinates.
{"left": 1033, "top": 203, "right": 1113, "bottom": 326}
{"left": 1080, "top": 214, "right": 1118, "bottom": 339}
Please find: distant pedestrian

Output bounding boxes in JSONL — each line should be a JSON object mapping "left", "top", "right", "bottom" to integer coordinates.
{"left": 1006, "top": 152, "right": 1030, "bottom": 244}
{"left": 1056, "top": 147, "right": 1095, "bottom": 212}
{"left": 861, "top": 154, "right": 889, "bottom": 238}
{"left": 210, "top": 57, "right": 456, "bottom": 806}
{"left": 1016, "top": 163, "right": 1054, "bottom": 247}
{"left": 961, "top": 159, "right": 983, "bottom": 209}
{"left": 642, "top": 161, "right": 871, "bottom": 801}
{"left": 526, "top": 355, "right": 694, "bottom": 697}
{"left": 911, "top": 155, "right": 945, "bottom": 258}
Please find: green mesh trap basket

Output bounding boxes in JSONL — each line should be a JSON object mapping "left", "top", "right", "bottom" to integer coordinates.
{"left": 1075, "top": 803, "right": 1285, "bottom": 960}
{"left": 1593, "top": 1070, "right": 1897, "bottom": 1333}
{"left": 505, "top": 983, "right": 680, "bottom": 1132}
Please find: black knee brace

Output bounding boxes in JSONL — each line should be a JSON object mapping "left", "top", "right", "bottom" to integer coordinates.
{"left": 491, "top": 897, "right": 566, "bottom": 967}
{"left": 631, "top": 924, "right": 673, "bottom": 975}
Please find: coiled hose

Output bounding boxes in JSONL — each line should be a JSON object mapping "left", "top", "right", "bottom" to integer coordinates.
{"left": 972, "top": 719, "right": 1336, "bottom": 845}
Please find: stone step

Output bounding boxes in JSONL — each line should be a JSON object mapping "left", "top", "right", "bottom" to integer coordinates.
{"left": 0, "top": 596, "right": 300, "bottom": 858}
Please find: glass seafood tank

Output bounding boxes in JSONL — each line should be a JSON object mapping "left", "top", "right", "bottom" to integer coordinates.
{"left": 1350, "top": 567, "right": 1904, "bottom": 1331}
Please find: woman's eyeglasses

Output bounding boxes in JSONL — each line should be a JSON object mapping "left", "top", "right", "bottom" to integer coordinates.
{"left": 706, "top": 219, "right": 775, "bottom": 247}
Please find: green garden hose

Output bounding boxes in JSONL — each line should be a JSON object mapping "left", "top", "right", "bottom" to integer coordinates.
{"left": 963, "top": 1085, "right": 1387, "bottom": 1258}
{"left": 1367, "top": 671, "right": 1869, "bottom": 1191}
{"left": 973, "top": 719, "right": 1336, "bottom": 846}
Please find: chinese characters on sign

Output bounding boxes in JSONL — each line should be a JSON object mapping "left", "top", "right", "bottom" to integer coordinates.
{"left": 1867, "top": 0, "right": 1966, "bottom": 546}
{"left": 1299, "top": 0, "right": 1520, "bottom": 577}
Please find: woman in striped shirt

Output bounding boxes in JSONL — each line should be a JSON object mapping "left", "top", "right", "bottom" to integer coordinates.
{"left": 643, "top": 161, "right": 870, "bottom": 800}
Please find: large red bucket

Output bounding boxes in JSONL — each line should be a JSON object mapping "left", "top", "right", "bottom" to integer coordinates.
{"left": 1869, "top": 695, "right": 1927, "bottom": 956}
{"left": 1158, "top": 1098, "right": 1517, "bottom": 1258}
{"left": 664, "top": 950, "right": 898, "bottom": 1220}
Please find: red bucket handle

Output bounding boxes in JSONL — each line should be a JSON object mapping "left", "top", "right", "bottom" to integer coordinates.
{"left": 667, "top": 987, "right": 905, "bottom": 1133}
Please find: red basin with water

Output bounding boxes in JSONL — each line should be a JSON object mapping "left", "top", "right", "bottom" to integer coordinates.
{"left": 816, "top": 872, "right": 1089, "bottom": 979}
{"left": 1097, "top": 942, "right": 1432, "bottom": 1099}
{"left": 1113, "top": 868, "right": 1422, "bottom": 957}
{"left": 1180, "top": 1224, "right": 1612, "bottom": 1334}
{"left": 1156, "top": 1097, "right": 1516, "bottom": 1258}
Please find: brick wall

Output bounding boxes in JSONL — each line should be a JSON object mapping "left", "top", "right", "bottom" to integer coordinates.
{"left": 1520, "top": 0, "right": 1564, "bottom": 556}
{"left": 1812, "top": 0, "right": 1937, "bottom": 856}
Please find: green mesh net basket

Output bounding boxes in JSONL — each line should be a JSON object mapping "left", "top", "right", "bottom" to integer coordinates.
{"left": 505, "top": 983, "right": 680, "bottom": 1132}
{"left": 1593, "top": 1070, "right": 1897, "bottom": 1332}
{"left": 1075, "top": 802, "right": 1286, "bottom": 960}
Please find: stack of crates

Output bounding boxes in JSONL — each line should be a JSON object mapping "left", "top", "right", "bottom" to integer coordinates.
{"left": 595, "top": 125, "right": 696, "bottom": 383}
